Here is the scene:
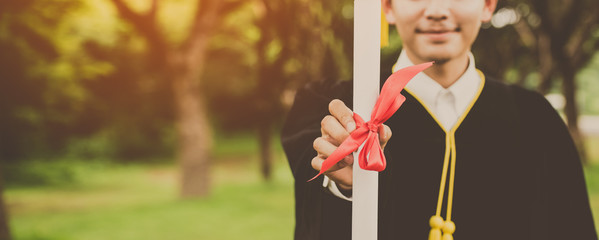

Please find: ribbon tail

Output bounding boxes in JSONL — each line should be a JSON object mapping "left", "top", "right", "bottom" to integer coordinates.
{"left": 370, "top": 62, "right": 432, "bottom": 125}
{"left": 308, "top": 127, "right": 368, "bottom": 182}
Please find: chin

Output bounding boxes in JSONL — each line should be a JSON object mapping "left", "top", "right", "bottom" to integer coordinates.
{"left": 428, "top": 58, "right": 450, "bottom": 64}
{"left": 421, "top": 54, "right": 452, "bottom": 64}
{"left": 422, "top": 48, "right": 462, "bottom": 64}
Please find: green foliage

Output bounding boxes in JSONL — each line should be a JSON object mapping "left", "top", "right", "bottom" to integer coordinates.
{"left": 578, "top": 53, "right": 599, "bottom": 115}
{"left": 1, "top": 0, "right": 599, "bottom": 193}
{"left": 0, "top": 0, "right": 177, "bottom": 162}
{"left": 585, "top": 136, "right": 599, "bottom": 195}
{"left": 2, "top": 160, "right": 110, "bottom": 188}
{"left": 473, "top": 0, "right": 599, "bottom": 116}
{"left": 586, "top": 165, "right": 599, "bottom": 195}
{"left": 204, "top": 0, "right": 357, "bottom": 134}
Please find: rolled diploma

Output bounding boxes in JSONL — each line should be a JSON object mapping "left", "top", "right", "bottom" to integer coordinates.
{"left": 352, "top": 0, "right": 381, "bottom": 239}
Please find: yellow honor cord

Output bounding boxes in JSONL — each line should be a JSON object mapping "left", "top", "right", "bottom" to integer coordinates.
{"left": 429, "top": 132, "right": 457, "bottom": 240}
{"left": 406, "top": 70, "right": 486, "bottom": 240}
{"left": 435, "top": 134, "right": 452, "bottom": 216}
{"left": 442, "top": 133, "right": 457, "bottom": 240}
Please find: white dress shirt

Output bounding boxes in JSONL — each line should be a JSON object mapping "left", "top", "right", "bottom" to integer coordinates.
{"left": 395, "top": 51, "right": 482, "bottom": 131}
{"left": 324, "top": 51, "right": 482, "bottom": 201}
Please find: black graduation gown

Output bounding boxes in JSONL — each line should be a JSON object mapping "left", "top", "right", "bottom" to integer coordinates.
{"left": 280, "top": 75, "right": 597, "bottom": 240}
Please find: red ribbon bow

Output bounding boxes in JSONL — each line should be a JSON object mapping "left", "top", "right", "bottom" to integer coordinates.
{"left": 309, "top": 62, "right": 433, "bottom": 181}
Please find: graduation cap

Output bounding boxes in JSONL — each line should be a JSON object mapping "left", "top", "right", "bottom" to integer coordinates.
{"left": 381, "top": 9, "right": 389, "bottom": 47}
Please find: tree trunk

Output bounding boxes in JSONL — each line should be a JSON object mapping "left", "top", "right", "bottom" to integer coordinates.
{"left": 171, "top": 60, "right": 213, "bottom": 198}
{"left": 0, "top": 171, "right": 12, "bottom": 240}
{"left": 561, "top": 64, "right": 588, "bottom": 165}
{"left": 258, "top": 124, "right": 273, "bottom": 181}
{"left": 108, "top": 0, "right": 248, "bottom": 199}
{"left": 537, "top": 33, "right": 553, "bottom": 94}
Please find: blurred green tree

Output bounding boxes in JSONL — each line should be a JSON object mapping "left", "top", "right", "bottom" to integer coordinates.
{"left": 0, "top": 0, "right": 177, "bottom": 164}
{"left": 107, "top": 0, "right": 246, "bottom": 197}
{"left": 530, "top": 0, "right": 599, "bottom": 163}
{"left": 0, "top": 1, "right": 82, "bottom": 234}
{"left": 0, "top": 0, "right": 78, "bottom": 161}
{"left": 78, "top": 33, "right": 176, "bottom": 160}
{"left": 251, "top": 0, "right": 353, "bottom": 180}
{"left": 0, "top": 0, "right": 171, "bottom": 162}
{"left": 205, "top": 0, "right": 354, "bottom": 180}
{"left": 473, "top": 0, "right": 599, "bottom": 164}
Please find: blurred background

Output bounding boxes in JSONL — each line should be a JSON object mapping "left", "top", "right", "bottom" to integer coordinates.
{"left": 0, "top": 0, "right": 598, "bottom": 239}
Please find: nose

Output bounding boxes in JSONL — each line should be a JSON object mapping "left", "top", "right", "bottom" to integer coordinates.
{"left": 423, "top": 0, "right": 449, "bottom": 21}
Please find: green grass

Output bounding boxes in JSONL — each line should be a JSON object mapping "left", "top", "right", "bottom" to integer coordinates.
{"left": 4, "top": 135, "right": 599, "bottom": 239}
{"left": 8, "top": 166, "right": 294, "bottom": 240}
{"left": 5, "top": 135, "right": 294, "bottom": 240}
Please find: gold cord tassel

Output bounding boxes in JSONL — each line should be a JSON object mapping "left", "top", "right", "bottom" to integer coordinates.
{"left": 441, "top": 220, "right": 456, "bottom": 240}
{"left": 428, "top": 216, "right": 444, "bottom": 240}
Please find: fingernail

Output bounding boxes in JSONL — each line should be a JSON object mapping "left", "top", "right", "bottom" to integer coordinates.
{"left": 347, "top": 122, "right": 356, "bottom": 132}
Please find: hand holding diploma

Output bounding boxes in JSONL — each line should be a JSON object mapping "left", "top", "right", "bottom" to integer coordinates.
{"left": 309, "top": 62, "right": 433, "bottom": 187}
{"left": 311, "top": 99, "right": 392, "bottom": 190}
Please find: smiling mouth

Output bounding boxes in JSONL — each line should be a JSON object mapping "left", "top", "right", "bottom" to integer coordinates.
{"left": 416, "top": 27, "right": 461, "bottom": 34}
{"left": 415, "top": 27, "right": 460, "bottom": 42}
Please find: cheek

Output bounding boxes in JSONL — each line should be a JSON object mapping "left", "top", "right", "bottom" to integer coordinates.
{"left": 394, "top": 19, "right": 412, "bottom": 34}
{"left": 391, "top": 2, "right": 423, "bottom": 26}
{"left": 453, "top": 4, "right": 486, "bottom": 25}
{"left": 392, "top": 10, "right": 421, "bottom": 41}
{"left": 460, "top": 19, "right": 482, "bottom": 43}
{"left": 454, "top": 10, "right": 484, "bottom": 41}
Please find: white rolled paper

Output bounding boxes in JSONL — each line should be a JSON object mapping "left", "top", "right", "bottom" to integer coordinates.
{"left": 352, "top": 0, "right": 381, "bottom": 239}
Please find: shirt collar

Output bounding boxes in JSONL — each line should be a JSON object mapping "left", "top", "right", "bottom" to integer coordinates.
{"left": 392, "top": 51, "right": 481, "bottom": 115}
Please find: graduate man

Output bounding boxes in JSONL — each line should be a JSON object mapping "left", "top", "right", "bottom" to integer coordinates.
{"left": 281, "top": 0, "right": 598, "bottom": 239}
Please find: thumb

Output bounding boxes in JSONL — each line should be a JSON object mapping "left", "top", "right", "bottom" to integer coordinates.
{"left": 379, "top": 124, "right": 392, "bottom": 149}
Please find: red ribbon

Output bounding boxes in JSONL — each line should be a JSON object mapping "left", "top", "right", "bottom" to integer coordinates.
{"left": 309, "top": 62, "right": 433, "bottom": 181}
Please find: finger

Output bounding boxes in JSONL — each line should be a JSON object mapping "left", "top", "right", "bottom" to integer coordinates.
{"left": 325, "top": 161, "right": 353, "bottom": 188}
{"left": 311, "top": 155, "right": 352, "bottom": 173}
{"left": 311, "top": 156, "right": 324, "bottom": 171}
{"left": 321, "top": 128, "right": 334, "bottom": 143}
{"left": 329, "top": 99, "right": 355, "bottom": 132}
{"left": 321, "top": 115, "right": 350, "bottom": 145}
{"left": 313, "top": 137, "right": 337, "bottom": 157}
{"left": 322, "top": 155, "right": 354, "bottom": 173}
{"left": 313, "top": 138, "right": 355, "bottom": 172}
{"left": 379, "top": 124, "right": 392, "bottom": 149}
{"left": 337, "top": 155, "right": 354, "bottom": 169}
